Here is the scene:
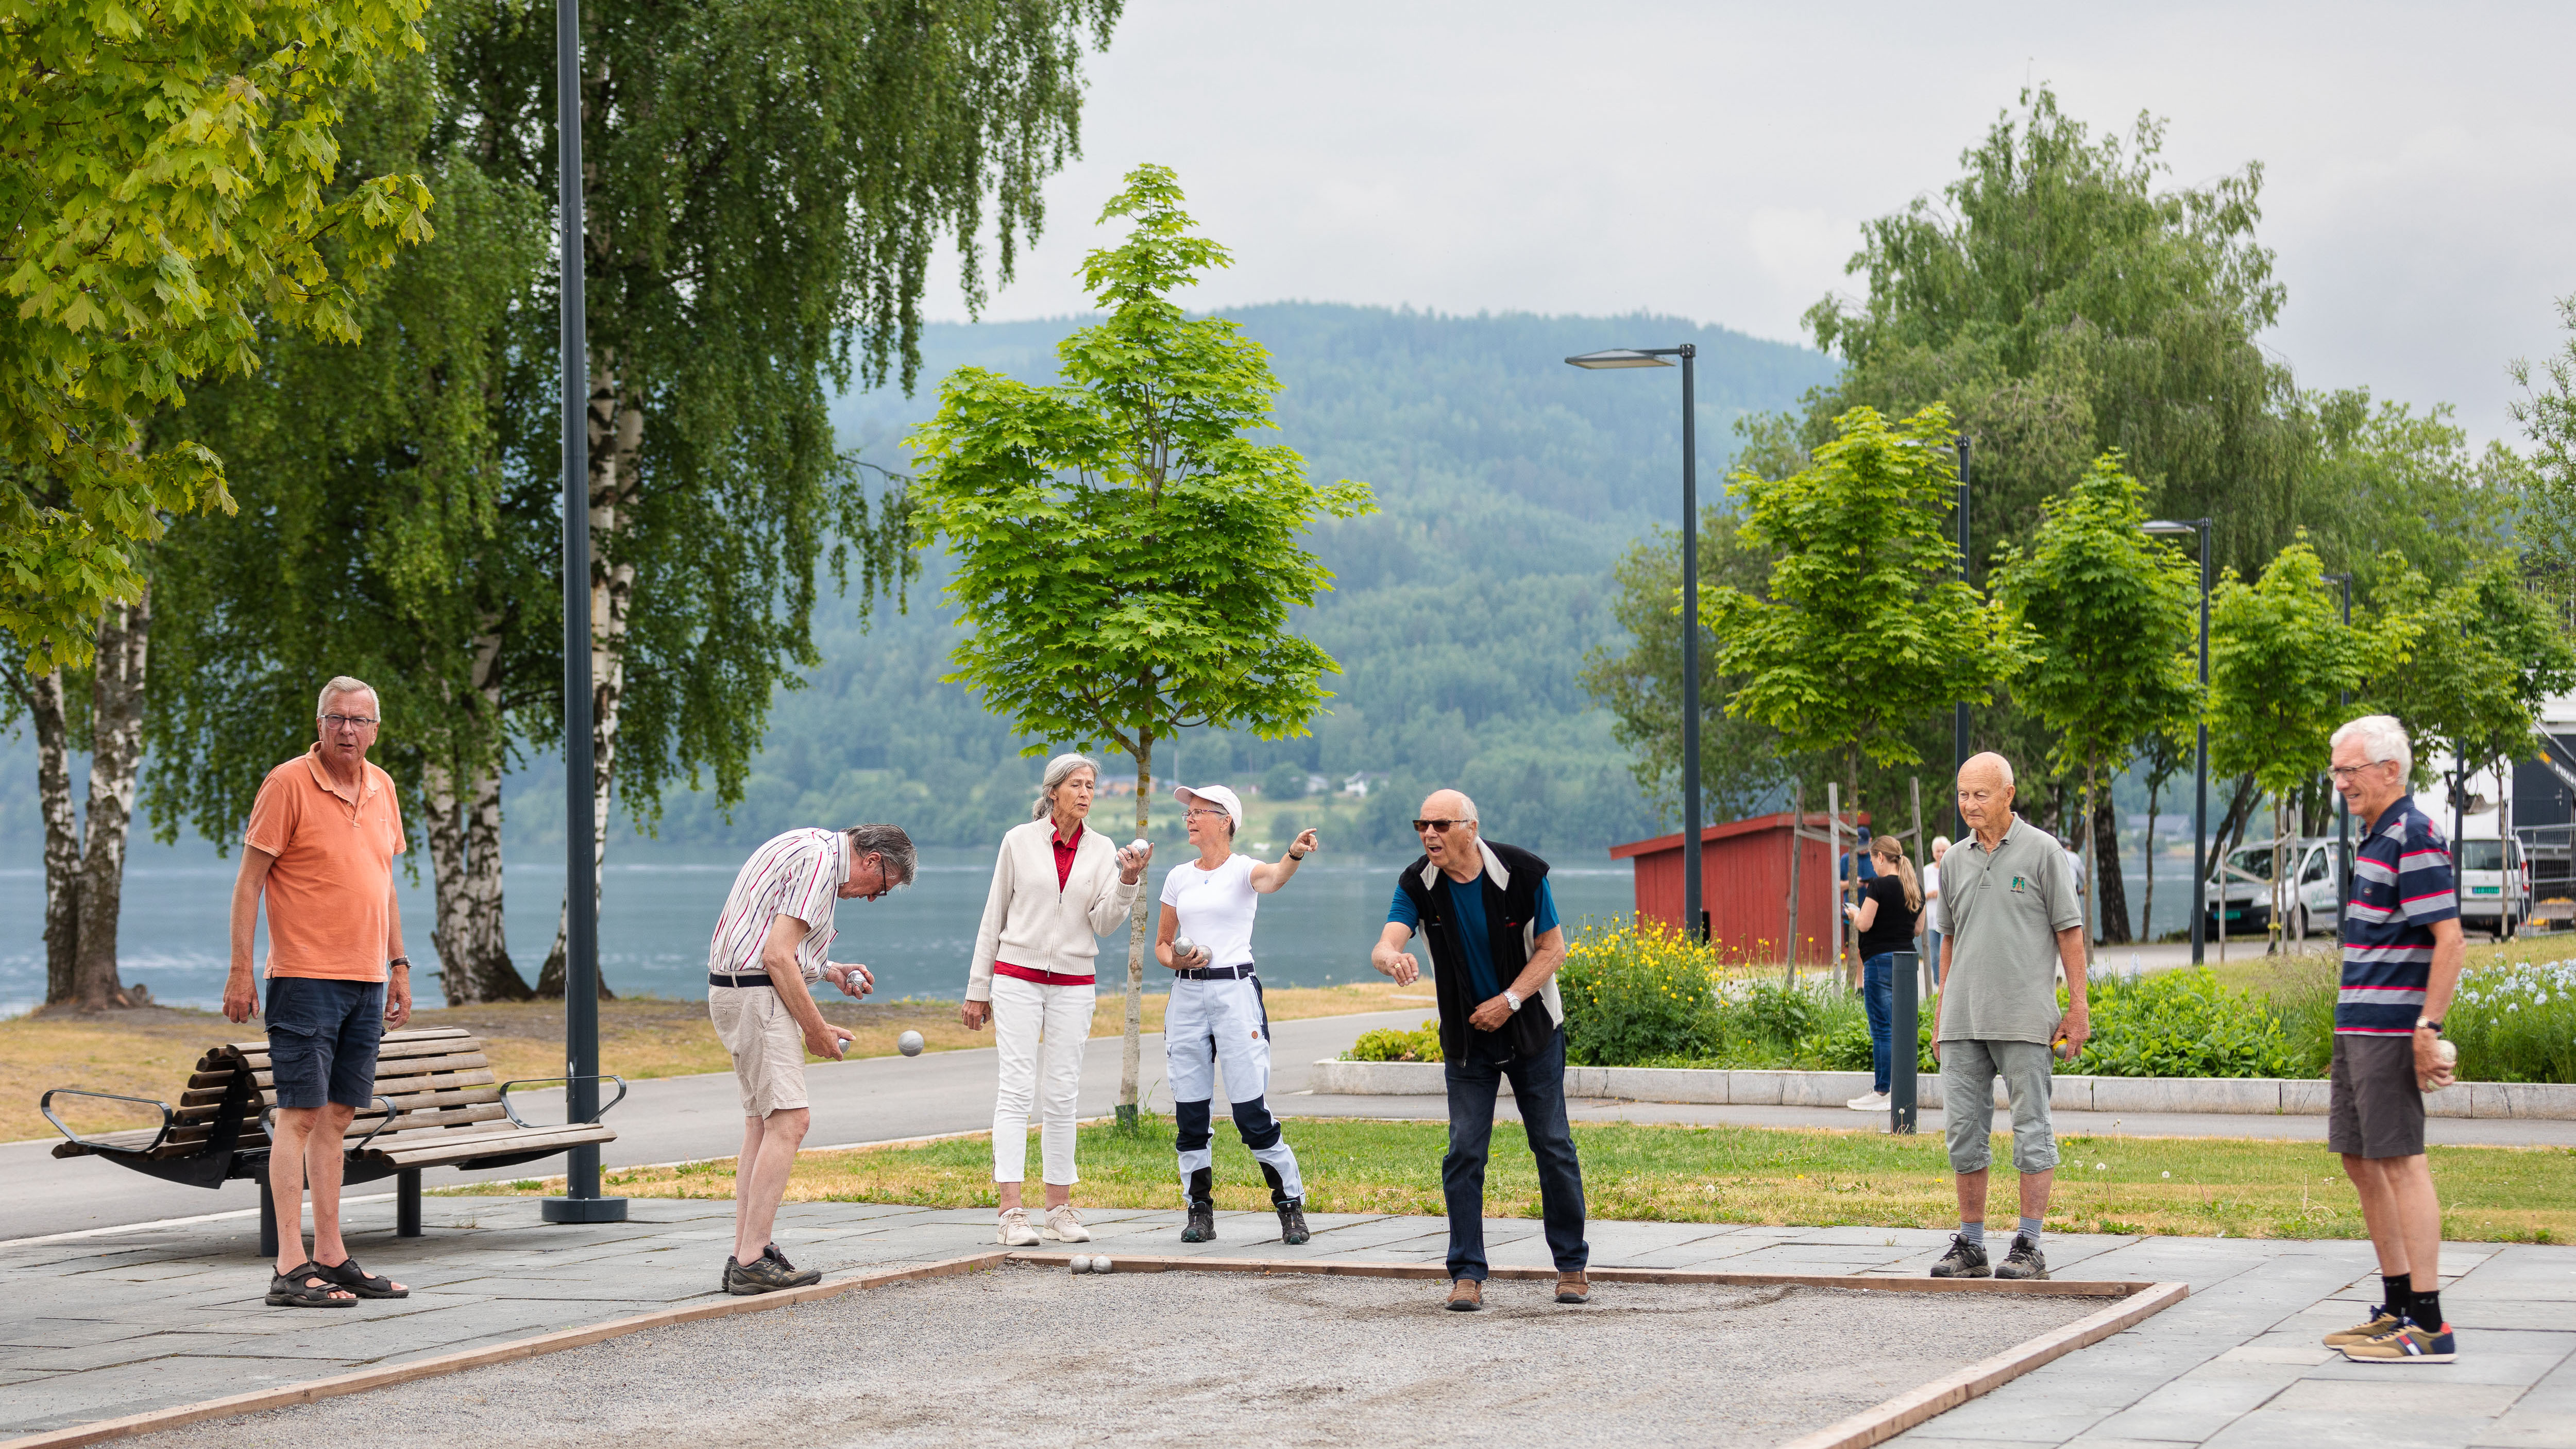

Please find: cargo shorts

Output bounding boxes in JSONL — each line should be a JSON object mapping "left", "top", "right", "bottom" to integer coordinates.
{"left": 1940, "top": 1037, "right": 2059, "bottom": 1175}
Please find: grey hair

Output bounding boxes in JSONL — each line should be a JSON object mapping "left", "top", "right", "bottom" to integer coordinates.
{"left": 1031, "top": 752, "right": 1100, "bottom": 820}
{"left": 2332, "top": 714, "right": 2413, "bottom": 779}
{"left": 1931, "top": 834, "right": 1952, "bottom": 853}
{"left": 844, "top": 824, "right": 917, "bottom": 887}
{"left": 316, "top": 675, "right": 377, "bottom": 718}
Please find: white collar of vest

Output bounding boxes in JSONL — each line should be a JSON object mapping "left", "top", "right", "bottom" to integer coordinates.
{"left": 1418, "top": 838, "right": 1510, "bottom": 892}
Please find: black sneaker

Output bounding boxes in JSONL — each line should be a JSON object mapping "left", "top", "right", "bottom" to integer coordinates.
{"left": 1181, "top": 1203, "right": 1216, "bottom": 1243}
{"left": 1993, "top": 1234, "right": 2049, "bottom": 1280}
{"left": 1277, "top": 1199, "right": 1310, "bottom": 1246}
{"left": 759, "top": 1243, "right": 822, "bottom": 1287}
{"left": 724, "top": 1254, "right": 819, "bottom": 1295}
{"left": 1929, "top": 1234, "right": 1991, "bottom": 1278}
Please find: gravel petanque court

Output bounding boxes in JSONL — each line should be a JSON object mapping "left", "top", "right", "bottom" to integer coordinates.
{"left": 127, "top": 1263, "right": 2113, "bottom": 1449}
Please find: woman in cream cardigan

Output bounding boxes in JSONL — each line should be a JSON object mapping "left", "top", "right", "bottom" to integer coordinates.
{"left": 961, "top": 752, "right": 1148, "bottom": 1246}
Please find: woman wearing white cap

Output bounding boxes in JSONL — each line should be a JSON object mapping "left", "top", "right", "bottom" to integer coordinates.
{"left": 962, "top": 752, "right": 1149, "bottom": 1247}
{"left": 1157, "top": 782, "right": 1317, "bottom": 1245}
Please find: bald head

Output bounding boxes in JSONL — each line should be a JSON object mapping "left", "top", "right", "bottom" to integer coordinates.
{"left": 1957, "top": 751, "right": 2017, "bottom": 843}
{"left": 1416, "top": 788, "right": 1481, "bottom": 876}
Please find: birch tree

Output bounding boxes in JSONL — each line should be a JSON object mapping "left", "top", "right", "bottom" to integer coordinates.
{"left": 910, "top": 165, "right": 1376, "bottom": 1127}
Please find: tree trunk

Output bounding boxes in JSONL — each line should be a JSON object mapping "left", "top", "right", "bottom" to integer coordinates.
{"left": 72, "top": 590, "right": 149, "bottom": 1010}
{"left": 29, "top": 668, "right": 82, "bottom": 1006}
{"left": 426, "top": 756, "right": 533, "bottom": 1005}
{"left": 1117, "top": 727, "right": 1155, "bottom": 1131}
{"left": 2092, "top": 779, "right": 2131, "bottom": 946}
{"left": 539, "top": 362, "right": 642, "bottom": 1000}
{"left": 2141, "top": 772, "right": 2161, "bottom": 945}
{"left": 2270, "top": 795, "right": 2289, "bottom": 956}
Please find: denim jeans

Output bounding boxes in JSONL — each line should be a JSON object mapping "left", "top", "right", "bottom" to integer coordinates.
{"left": 1862, "top": 953, "right": 1896, "bottom": 1094}
{"left": 1442, "top": 1024, "right": 1588, "bottom": 1281}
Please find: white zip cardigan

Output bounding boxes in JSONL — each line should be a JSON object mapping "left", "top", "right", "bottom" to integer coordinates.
{"left": 965, "top": 819, "right": 1142, "bottom": 1001}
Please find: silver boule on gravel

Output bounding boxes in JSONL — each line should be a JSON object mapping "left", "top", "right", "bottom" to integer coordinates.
{"left": 1091, "top": 1255, "right": 1112, "bottom": 1274}
{"left": 1068, "top": 1256, "right": 1090, "bottom": 1275}
{"left": 897, "top": 1030, "right": 924, "bottom": 1057}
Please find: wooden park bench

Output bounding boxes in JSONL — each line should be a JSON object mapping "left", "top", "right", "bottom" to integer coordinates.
{"left": 43, "top": 1026, "right": 623, "bottom": 1255}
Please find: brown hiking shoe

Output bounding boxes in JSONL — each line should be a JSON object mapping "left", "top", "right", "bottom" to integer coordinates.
{"left": 1446, "top": 1278, "right": 1483, "bottom": 1312}
{"left": 1556, "top": 1271, "right": 1590, "bottom": 1304}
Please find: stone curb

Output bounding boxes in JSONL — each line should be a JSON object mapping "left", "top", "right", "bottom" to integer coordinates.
{"left": 1307, "top": 1059, "right": 2576, "bottom": 1119}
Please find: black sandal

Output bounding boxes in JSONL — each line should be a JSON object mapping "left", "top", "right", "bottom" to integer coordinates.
{"left": 317, "top": 1256, "right": 408, "bottom": 1299}
{"left": 267, "top": 1261, "right": 359, "bottom": 1308}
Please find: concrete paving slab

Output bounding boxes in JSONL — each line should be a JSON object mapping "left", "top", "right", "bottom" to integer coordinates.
{"left": 2475, "top": 1410, "right": 2576, "bottom": 1446}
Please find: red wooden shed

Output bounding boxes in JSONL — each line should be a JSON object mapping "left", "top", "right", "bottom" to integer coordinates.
{"left": 1607, "top": 811, "right": 1866, "bottom": 967}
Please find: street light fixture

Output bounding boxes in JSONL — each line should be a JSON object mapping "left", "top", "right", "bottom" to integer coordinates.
{"left": 2143, "top": 518, "right": 2212, "bottom": 965}
{"left": 1567, "top": 345, "right": 1702, "bottom": 942}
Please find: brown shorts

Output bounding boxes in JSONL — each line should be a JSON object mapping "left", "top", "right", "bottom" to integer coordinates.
{"left": 2327, "top": 1033, "right": 2425, "bottom": 1159}
{"left": 708, "top": 985, "right": 809, "bottom": 1117}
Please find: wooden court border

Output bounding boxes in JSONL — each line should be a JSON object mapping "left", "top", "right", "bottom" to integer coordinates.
{"left": 2, "top": 1251, "right": 2187, "bottom": 1449}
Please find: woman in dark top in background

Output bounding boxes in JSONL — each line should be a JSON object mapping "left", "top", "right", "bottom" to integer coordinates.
{"left": 1843, "top": 832, "right": 1923, "bottom": 1112}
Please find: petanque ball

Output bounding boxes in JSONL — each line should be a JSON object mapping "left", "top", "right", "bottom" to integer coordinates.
{"left": 1091, "top": 1255, "right": 1112, "bottom": 1274}
{"left": 1130, "top": 837, "right": 1149, "bottom": 855}
{"left": 1172, "top": 934, "right": 1198, "bottom": 962}
{"left": 897, "top": 1030, "right": 924, "bottom": 1057}
{"left": 1069, "top": 1256, "right": 1090, "bottom": 1275}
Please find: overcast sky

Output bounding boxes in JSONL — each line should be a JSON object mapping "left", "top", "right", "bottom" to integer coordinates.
{"left": 918, "top": 0, "right": 2573, "bottom": 447}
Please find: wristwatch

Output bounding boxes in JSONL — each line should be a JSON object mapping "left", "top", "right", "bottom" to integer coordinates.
{"left": 1503, "top": 989, "right": 1524, "bottom": 1013}
{"left": 2416, "top": 1017, "right": 2443, "bottom": 1035}
{"left": 388, "top": 955, "right": 410, "bottom": 970}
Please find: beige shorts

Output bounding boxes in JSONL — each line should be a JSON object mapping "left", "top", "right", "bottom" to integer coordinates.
{"left": 708, "top": 986, "right": 808, "bottom": 1117}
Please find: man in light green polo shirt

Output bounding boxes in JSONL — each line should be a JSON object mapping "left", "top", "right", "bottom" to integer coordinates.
{"left": 1931, "top": 751, "right": 2089, "bottom": 1282}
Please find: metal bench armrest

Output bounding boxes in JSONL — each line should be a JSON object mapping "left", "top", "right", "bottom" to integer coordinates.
{"left": 41, "top": 1089, "right": 175, "bottom": 1154}
{"left": 498, "top": 1075, "right": 630, "bottom": 1128}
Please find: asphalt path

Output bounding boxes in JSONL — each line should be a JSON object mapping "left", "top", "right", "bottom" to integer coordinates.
{"left": 0, "top": 1009, "right": 1421, "bottom": 1242}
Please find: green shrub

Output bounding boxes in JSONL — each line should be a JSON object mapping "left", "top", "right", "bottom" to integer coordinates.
{"left": 2447, "top": 959, "right": 2576, "bottom": 1084}
{"left": 1801, "top": 1003, "right": 1936, "bottom": 1073}
{"left": 1346, "top": 1018, "right": 1442, "bottom": 1063}
{"left": 1560, "top": 922, "right": 1726, "bottom": 1066}
{"left": 2063, "top": 967, "right": 2297, "bottom": 1079}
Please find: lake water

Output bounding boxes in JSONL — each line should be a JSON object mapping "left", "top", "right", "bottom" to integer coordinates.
{"left": 0, "top": 837, "right": 1645, "bottom": 1015}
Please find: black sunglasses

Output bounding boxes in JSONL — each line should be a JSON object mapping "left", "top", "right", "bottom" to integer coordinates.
{"left": 1412, "top": 818, "right": 1473, "bottom": 833}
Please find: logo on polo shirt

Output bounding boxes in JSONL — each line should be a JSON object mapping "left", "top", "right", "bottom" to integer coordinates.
{"left": 2010, "top": 875, "right": 2029, "bottom": 892}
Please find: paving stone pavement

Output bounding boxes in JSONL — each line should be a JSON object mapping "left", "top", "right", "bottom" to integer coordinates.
{"left": 1, "top": 1195, "right": 2569, "bottom": 1446}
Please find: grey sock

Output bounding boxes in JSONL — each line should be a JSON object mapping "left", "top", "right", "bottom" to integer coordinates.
{"left": 2018, "top": 1216, "right": 2043, "bottom": 1245}
{"left": 1958, "top": 1221, "right": 1985, "bottom": 1248}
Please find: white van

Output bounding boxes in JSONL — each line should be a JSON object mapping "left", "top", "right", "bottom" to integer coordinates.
{"left": 2452, "top": 835, "right": 2528, "bottom": 938}
{"left": 2206, "top": 836, "right": 2342, "bottom": 941}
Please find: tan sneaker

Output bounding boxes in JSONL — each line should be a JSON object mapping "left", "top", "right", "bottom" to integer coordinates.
{"left": 1556, "top": 1271, "right": 1590, "bottom": 1304}
{"left": 2324, "top": 1307, "right": 2404, "bottom": 1347}
{"left": 1446, "top": 1278, "right": 1483, "bottom": 1312}
{"left": 996, "top": 1207, "right": 1042, "bottom": 1246}
{"left": 1044, "top": 1204, "right": 1092, "bottom": 1243}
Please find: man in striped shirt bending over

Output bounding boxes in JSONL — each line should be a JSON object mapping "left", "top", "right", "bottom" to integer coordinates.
{"left": 708, "top": 823, "right": 916, "bottom": 1293}
{"left": 2325, "top": 715, "right": 2464, "bottom": 1364}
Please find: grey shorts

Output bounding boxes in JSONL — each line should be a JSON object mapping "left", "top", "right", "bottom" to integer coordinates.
{"left": 1941, "top": 1037, "right": 2058, "bottom": 1175}
{"left": 2328, "top": 1033, "right": 2425, "bottom": 1159}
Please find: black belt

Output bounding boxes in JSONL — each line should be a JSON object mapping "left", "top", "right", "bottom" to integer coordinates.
{"left": 708, "top": 970, "right": 773, "bottom": 988}
{"left": 1174, "top": 963, "right": 1256, "bottom": 981}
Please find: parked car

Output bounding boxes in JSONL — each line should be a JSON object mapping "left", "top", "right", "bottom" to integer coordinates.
{"left": 2453, "top": 835, "right": 2529, "bottom": 938}
{"left": 2206, "top": 836, "right": 2343, "bottom": 941}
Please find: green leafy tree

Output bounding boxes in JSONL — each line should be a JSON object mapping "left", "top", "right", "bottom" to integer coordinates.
{"left": 2, "top": 0, "right": 434, "bottom": 671}
{"left": 1991, "top": 452, "right": 2199, "bottom": 950}
{"left": 909, "top": 164, "right": 1376, "bottom": 1125}
{"left": 2516, "top": 294, "right": 2576, "bottom": 611}
{"left": 2299, "top": 390, "right": 2525, "bottom": 598}
{"left": 1700, "top": 402, "right": 2015, "bottom": 913}
{"left": 2207, "top": 541, "right": 2367, "bottom": 946}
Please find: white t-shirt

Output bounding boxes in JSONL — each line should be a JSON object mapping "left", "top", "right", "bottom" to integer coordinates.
{"left": 1159, "top": 854, "right": 1259, "bottom": 969}
{"left": 1923, "top": 862, "right": 1943, "bottom": 933}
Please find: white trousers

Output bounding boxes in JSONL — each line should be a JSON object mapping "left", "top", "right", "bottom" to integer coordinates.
{"left": 990, "top": 974, "right": 1093, "bottom": 1185}
{"left": 1165, "top": 974, "right": 1301, "bottom": 1201}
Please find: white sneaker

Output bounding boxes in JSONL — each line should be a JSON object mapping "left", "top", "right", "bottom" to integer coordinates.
{"left": 1847, "top": 1091, "right": 1890, "bottom": 1111}
{"left": 1044, "top": 1204, "right": 1092, "bottom": 1243}
{"left": 996, "top": 1207, "right": 1042, "bottom": 1246}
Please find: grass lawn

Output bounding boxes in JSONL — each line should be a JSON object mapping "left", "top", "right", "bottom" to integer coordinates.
{"left": 1, "top": 980, "right": 1424, "bottom": 1143}
{"left": 448, "top": 1116, "right": 2576, "bottom": 1244}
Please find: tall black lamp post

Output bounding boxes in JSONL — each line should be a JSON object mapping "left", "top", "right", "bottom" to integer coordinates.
{"left": 1567, "top": 346, "right": 1702, "bottom": 940}
{"left": 2144, "top": 518, "right": 2213, "bottom": 964}
{"left": 543, "top": 0, "right": 622, "bottom": 1226}
{"left": 1952, "top": 435, "right": 1971, "bottom": 836}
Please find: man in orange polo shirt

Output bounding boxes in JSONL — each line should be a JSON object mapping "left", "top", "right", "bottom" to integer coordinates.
{"left": 223, "top": 675, "right": 415, "bottom": 1308}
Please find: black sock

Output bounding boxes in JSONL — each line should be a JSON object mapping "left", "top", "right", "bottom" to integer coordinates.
{"left": 2382, "top": 1273, "right": 2412, "bottom": 1320}
{"left": 2411, "top": 1288, "right": 2442, "bottom": 1328}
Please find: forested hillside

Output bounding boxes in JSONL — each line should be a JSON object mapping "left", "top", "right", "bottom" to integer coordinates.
{"left": 499, "top": 304, "right": 1835, "bottom": 854}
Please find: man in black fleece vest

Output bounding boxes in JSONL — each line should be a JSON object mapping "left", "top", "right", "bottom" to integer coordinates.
{"left": 1372, "top": 788, "right": 1589, "bottom": 1311}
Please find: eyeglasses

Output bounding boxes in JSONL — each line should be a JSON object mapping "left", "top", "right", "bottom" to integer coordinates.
{"left": 2328, "top": 762, "right": 2393, "bottom": 782}
{"left": 321, "top": 714, "right": 380, "bottom": 730}
{"left": 1412, "top": 818, "right": 1475, "bottom": 833}
{"left": 1185, "top": 807, "right": 1230, "bottom": 821}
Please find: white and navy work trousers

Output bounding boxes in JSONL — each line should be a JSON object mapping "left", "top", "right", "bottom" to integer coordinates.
{"left": 1165, "top": 971, "right": 1302, "bottom": 1206}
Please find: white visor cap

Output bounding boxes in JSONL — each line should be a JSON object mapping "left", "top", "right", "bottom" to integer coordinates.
{"left": 1173, "top": 783, "right": 1244, "bottom": 832}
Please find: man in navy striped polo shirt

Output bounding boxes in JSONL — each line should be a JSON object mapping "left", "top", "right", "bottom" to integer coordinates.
{"left": 2324, "top": 715, "right": 2464, "bottom": 1364}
